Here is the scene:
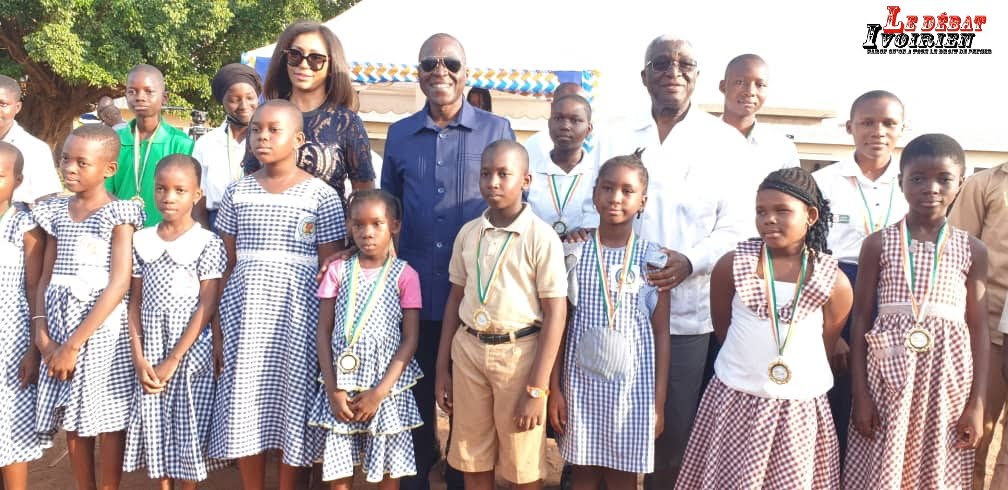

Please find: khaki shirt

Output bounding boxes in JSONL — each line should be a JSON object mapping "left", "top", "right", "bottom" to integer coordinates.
{"left": 949, "top": 162, "right": 1008, "bottom": 344}
{"left": 449, "top": 205, "right": 567, "bottom": 332}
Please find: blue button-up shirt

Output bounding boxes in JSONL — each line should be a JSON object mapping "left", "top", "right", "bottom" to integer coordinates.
{"left": 382, "top": 101, "right": 515, "bottom": 321}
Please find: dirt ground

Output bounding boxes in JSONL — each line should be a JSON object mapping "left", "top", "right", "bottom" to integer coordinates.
{"left": 26, "top": 408, "right": 1002, "bottom": 489}
{"left": 28, "top": 410, "right": 564, "bottom": 489}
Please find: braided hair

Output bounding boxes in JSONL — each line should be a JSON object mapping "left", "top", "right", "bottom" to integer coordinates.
{"left": 758, "top": 167, "right": 832, "bottom": 255}
{"left": 347, "top": 188, "right": 403, "bottom": 222}
{"left": 597, "top": 148, "right": 649, "bottom": 189}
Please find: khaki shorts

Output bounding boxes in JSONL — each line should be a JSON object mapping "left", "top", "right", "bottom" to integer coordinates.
{"left": 447, "top": 328, "right": 546, "bottom": 484}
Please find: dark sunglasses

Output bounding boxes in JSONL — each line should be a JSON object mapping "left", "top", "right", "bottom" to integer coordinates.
{"left": 284, "top": 48, "right": 328, "bottom": 72}
{"left": 419, "top": 57, "right": 463, "bottom": 73}
{"left": 646, "top": 55, "right": 698, "bottom": 73}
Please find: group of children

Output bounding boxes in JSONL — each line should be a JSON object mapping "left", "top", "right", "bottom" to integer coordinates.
{"left": 0, "top": 79, "right": 996, "bottom": 490}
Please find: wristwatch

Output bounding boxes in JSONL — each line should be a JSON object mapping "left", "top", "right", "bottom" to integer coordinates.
{"left": 526, "top": 385, "right": 550, "bottom": 398}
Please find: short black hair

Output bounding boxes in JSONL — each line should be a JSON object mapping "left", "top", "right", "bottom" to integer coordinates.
{"left": 155, "top": 154, "right": 202, "bottom": 185}
{"left": 0, "top": 141, "right": 24, "bottom": 176}
{"left": 127, "top": 63, "right": 166, "bottom": 89}
{"left": 758, "top": 167, "right": 833, "bottom": 254}
{"left": 723, "top": 53, "right": 766, "bottom": 79}
{"left": 0, "top": 75, "right": 22, "bottom": 99}
{"left": 481, "top": 139, "right": 529, "bottom": 173}
{"left": 67, "top": 124, "right": 121, "bottom": 160}
{"left": 253, "top": 99, "right": 304, "bottom": 133}
{"left": 849, "top": 90, "right": 903, "bottom": 120}
{"left": 597, "top": 149, "right": 649, "bottom": 189}
{"left": 348, "top": 188, "right": 402, "bottom": 221}
{"left": 552, "top": 94, "right": 592, "bottom": 121}
{"left": 899, "top": 133, "right": 966, "bottom": 173}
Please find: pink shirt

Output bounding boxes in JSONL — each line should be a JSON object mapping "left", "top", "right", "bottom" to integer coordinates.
{"left": 317, "top": 258, "right": 422, "bottom": 309}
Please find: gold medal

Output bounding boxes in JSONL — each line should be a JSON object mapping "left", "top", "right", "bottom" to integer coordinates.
{"left": 473, "top": 308, "right": 491, "bottom": 329}
{"left": 768, "top": 358, "right": 792, "bottom": 384}
{"left": 131, "top": 194, "right": 145, "bottom": 206}
{"left": 337, "top": 351, "right": 360, "bottom": 373}
{"left": 906, "top": 327, "right": 933, "bottom": 353}
{"left": 552, "top": 220, "right": 568, "bottom": 235}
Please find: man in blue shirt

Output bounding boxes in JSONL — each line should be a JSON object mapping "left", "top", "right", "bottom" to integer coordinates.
{"left": 381, "top": 33, "right": 514, "bottom": 490}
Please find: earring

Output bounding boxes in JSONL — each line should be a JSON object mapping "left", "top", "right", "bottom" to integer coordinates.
{"left": 637, "top": 209, "right": 643, "bottom": 219}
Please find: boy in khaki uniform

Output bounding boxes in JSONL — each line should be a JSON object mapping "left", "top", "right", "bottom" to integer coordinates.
{"left": 434, "top": 140, "right": 567, "bottom": 489}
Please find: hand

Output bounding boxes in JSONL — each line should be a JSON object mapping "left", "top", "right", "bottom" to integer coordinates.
{"left": 435, "top": 369, "right": 453, "bottom": 415}
{"left": 47, "top": 344, "right": 80, "bottom": 381}
{"left": 154, "top": 356, "right": 181, "bottom": 386}
{"left": 646, "top": 249, "right": 693, "bottom": 291}
{"left": 851, "top": 391, "right": 879, "bottom": 438}
{"left": 18, "top": 350, "right": 40, "bottom": 388}
{"left": 36, "top": 332, "right": 57, "bottom": 363}
{"left": 830, "top": 338, "right": 850, "bottom": 372}
{"left": 563, "top": 228, "right": 593, "bottom": 244}
{"left": 349, "top": 388, "right": 385, "bottom": 422}
{"left": 654, "top": 406, "right": 665, "bottom": 439}
{"left": 316, "top": 247, "right": 357, "bottom": 282}
{"left": 955, "top": 400, "right": 983, "bottom": 449}
{"left": 327, "top": 390, "right": 355, "bottom": 423}
{"left": 212, "top": 331, "right": 224, "bottom": 378}
{"left": 514, "top": 394, "right": 546, "bottom": 431}
{"left": 547, "top": 390, "right": 567, "bottom": 435}
{"left": 133, "top": 356, "right": 164, "bottom": 394}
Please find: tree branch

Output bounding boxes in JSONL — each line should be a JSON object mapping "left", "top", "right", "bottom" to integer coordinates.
{"left": 0, "top": 21, "right": 58, "bottom": 96}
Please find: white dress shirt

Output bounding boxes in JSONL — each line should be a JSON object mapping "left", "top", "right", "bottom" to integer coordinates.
{"left": 192, "top": 122, "right": 246, "bottom": 211}
{"left": 4, "top": 122, "right": 62, "bottom": 204}
{"left": 524, "top": 137, "right": 600, "bottom": 233}
{"left": 812, "top": 155, "right": 908, "bottom": 264}
{"left": 746, "top": 119, "right": 800, "bottom": 175}
{"left": 601, "top": 106, "right": 750, "bottom": 335}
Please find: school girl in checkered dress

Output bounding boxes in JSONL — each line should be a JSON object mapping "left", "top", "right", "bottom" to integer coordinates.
{"left": 309, "top": 189, "right": 423, "bottom": 488}
{"left": 676, "top": 167, "right": 853, "bottom": 489}
{"left": 33, "top": 125, "right": 145, "bottom": 489}
{"left": 548, "top": 153, "right": 671, "bottom": 488}
{"left": 0, "top": 143, "right": 46, "bottom": 489}
{"left": 121, "top": 156, "right": 226, "bottom": 488}
{"left": 844, "top": 135, "right": 989, "bottom": 488}
{"left": 208, "top": 100, "right": 348, "bottom": 488}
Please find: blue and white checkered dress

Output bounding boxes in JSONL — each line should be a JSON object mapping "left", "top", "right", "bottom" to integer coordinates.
{"left": 209, "top": 176, "right": 346, "bottom": 467}
{"left": 559, "top": 235, "right": 657, "bottom": 473}
{"left": 122, "top": 225, "right": 226, "bottom": 481}
{"left": 33, "top": 197, "right": 144, "bottom": 441}
{"left": 0, "top": 205, "right": 44, "bottom": 467}
{"left": 307, "top": 257, "right": 423, "bottom": 482}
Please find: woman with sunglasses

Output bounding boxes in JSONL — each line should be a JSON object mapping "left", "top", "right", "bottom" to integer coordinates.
{"left": 246, "top": 20, "right": 375, "bottom": 212}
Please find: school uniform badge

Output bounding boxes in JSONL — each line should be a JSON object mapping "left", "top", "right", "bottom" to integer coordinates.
{"left": 296, "top": 215, "right": 317, "bottom": 242}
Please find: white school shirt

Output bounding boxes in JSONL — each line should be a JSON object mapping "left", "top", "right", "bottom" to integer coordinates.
{"left": 715, "top": 286, "right": 833, "bottom": 400}
{"left": 3, "top": 122, "right": 62, "bottom": 205}
{"left": 746, "top": 119, "right": 800, "bottom": 175}
{"left": 600, "top": 106, "right": 750, "bottom": 335}
{"left": 192, "top": 122, "right": 246, "bottom": 211}
{"left": 524, "top": 138, "right": 600, "bottom": 233}
{"left": 812, "top": 155, "right": 908, "bottom": 264}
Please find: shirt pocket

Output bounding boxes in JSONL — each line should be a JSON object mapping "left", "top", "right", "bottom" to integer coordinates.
{"left": 864, "top": 328, "right": 912, "bottom": 395}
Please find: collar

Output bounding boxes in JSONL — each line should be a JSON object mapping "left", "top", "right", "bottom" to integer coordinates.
{"left": 0, "top": 121, "right": 26, "bottom": 143}
{"left": 836, "top": 153, "right": 901, "bottom": 182}
{"left": 479, "top": 203, "right": 534, "bottom": 234}
{"left": 529, "top": 147, "right": 589, "bottom": 176}
{"left": 121, "top": 117, "right": 172, "bottom": 146}
{"left": 408, "top": 99, "right": 477, "bottom": 134}
{"left": 635, "top": 102, "right": 697, "bottom": 133}
{"left": 134, "top": 223, "right": 214, "bottom": 265}
{"left": 744, "top": 119, "right": 763, "bottom": 143}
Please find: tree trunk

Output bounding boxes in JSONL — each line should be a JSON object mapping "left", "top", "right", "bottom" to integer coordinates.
{"left": 18, "top": 86, "right": 105, "bottom": 161}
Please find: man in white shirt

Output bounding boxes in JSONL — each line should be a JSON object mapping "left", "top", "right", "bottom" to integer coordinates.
{"left": 602, "top": 35, "right": 750, "bottom": 484}
{"left": 719, "top": 54, "right": 800, "bottom": 175}
{"left": 0, "top": 75, "right": 62, "bottom": 205}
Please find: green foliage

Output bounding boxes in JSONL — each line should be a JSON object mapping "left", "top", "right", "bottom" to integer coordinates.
{"left": 0, "top": 0, "right": 356, "bottom": 113}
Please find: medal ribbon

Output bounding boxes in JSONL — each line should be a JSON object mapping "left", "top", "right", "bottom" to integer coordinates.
{"left": 593, "top": 231, "right": 637, "bottom": 330}
{"left": 899, "top": 219, "right": 949, "bottom": 326}
{"left": 762, "top": 245, "right": 808, "bottom": 357}
{"left": 133, "top": 122, "right": 162, "bottom": 196}
{"left": 342, "top": 254, "right": 394, "bottom": 347}
{"left": 848, "top": 176, "right": 895, "bottom": 234}
{"left": 226, "top": 125, "right": 243, "bottom": 181}
{"left": 476, "top": 230, "right": 515, "bottom": 306}
{"left": 548, "top": 174, "right": 582, "bottom": 221}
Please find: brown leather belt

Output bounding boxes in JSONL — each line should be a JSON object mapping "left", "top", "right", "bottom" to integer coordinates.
{"left": 464, "top": 325, "right": 540, "bottom": 345}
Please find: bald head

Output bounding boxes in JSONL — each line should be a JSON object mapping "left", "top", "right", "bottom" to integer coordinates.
{"left": 481, "top": 139, "right": 529, "bottom": 174}
{"left": 644, "top": 35, "right": 693, "bottom": 64}
{"left": 419, "top": 33, "right": 466, "bottom": 63}
{"left": 253, "top": 99, "right": 304, "bottom": 132}
{"left": 553, "top": 82, "right": 587, "bottom": 99}
{"left": 127, "top": 64, "right": 165, "bottom": 90}
{"left": 0, "top": 141, "right": 24, "bottom": 177}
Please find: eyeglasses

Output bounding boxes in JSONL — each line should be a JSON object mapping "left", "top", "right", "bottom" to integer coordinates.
{"left": 284, "top": 48, "right": 328, "bottom": 72}
{"left": 646, "top": 55, "right": 698, "bottom": 74}
{"left": 419, "top": 57, "right": 463, "bottom": 73}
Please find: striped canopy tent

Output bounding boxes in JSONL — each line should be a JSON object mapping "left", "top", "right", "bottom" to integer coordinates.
{"left": 240, "top": 0, "right": 602, "bottom": 102}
